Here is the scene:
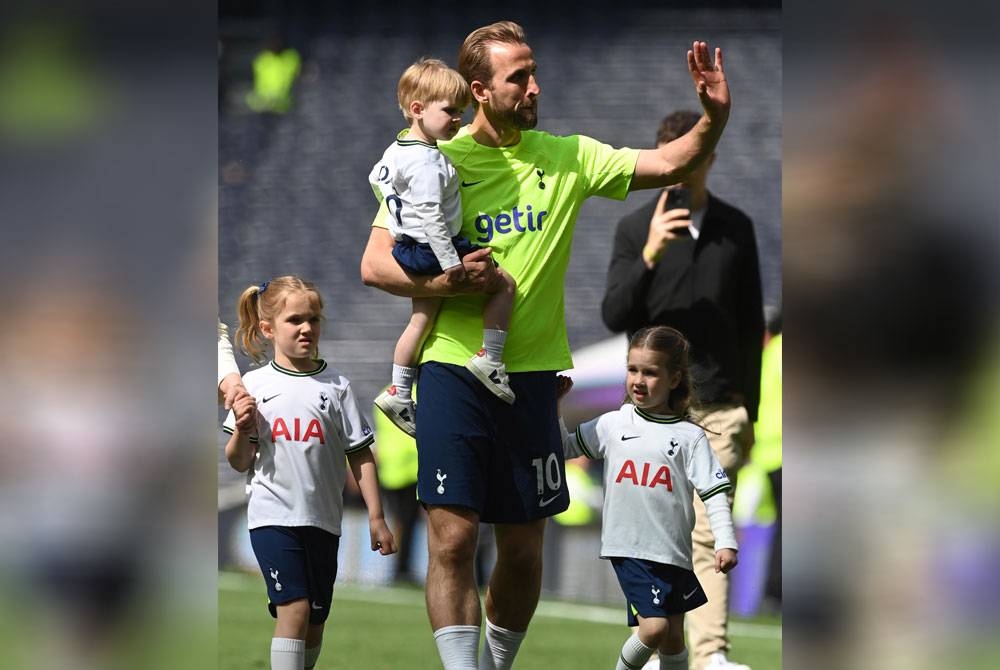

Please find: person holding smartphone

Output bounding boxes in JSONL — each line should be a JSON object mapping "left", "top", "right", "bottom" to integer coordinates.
{"left": 642, "top": 184, "right": 694, "bottom": 268}
{"left": 601, "top": 110, "right": 764, "bottom": 670}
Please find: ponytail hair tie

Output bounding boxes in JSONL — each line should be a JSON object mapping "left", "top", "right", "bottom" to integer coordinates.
{"left": 252, "top": 281, "right": 270, "bottom": 302}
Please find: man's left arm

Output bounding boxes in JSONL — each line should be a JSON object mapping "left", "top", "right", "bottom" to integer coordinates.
{"left": 630, "top": 42, "right": 730, "bottom": 190}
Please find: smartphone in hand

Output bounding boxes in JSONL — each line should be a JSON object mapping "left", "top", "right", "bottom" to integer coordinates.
{"left": 665, "top": 187, "right": 692, "bottom": 236}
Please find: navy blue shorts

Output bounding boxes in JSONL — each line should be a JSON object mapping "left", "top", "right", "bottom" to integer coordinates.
{"left": 610, "top": 557, "right": 708, "bottom": 625}
{"left": 249, "top": 526, "right": 340, "bottom": 624}
{"left": 392, "top": 234, "right": 480, "bottom": 275}
{"left": 415, "top": 362, "right": 569, "bottom": 523}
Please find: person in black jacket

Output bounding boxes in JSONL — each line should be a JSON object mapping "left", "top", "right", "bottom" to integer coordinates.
{"left": 602, "top": 110, "right": 763, "bottom": 670}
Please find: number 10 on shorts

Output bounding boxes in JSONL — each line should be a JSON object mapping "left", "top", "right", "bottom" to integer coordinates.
{"left": 532, "top": 453, "right": 562, "bottom": 495}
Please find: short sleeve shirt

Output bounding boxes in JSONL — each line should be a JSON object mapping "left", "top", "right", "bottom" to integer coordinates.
{"left": 573, "top": 404, "right": 732, "bottom": 569}
{"left": 223, "top": 360, "right": 374, "bottom": 535}
{"left": 420, "top": 128, "right": 639, "bottom": 371}
{"left": 368, "top": 132, "right": 463, "bottom": 243}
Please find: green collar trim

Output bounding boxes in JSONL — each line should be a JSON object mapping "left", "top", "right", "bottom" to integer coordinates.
{"left": 395, "top": 130, "right": 436, "bottom": 149}
{"left": 633, "top": 406, "right": 684, "bottom": 424}
{"left": 270, "top": 359, "right": 327, "bottom": 377}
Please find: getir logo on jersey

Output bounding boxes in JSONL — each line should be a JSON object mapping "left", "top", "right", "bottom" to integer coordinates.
{"left": 615, "top": 459, "right": 672, "bottom": 491}
{"left": 473, "top": 204, "right": 548, "bottom": 244}
{"left": 271, "top": 417, "right": 325, "bottom": 444}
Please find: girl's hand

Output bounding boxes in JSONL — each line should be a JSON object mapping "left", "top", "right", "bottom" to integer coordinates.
{"left": 233, "top": 394, "right": 257, "bottom": 432}
{"left": 556, "top": 375, "right": 574, "bottom": 401}
{"left": 369, "top": 518, "right": 397, "bottom": 556}
{"left": 220, "top": 373, "right": 250, "bottom": 410}
{"left": 715, "top": 548, "right": 738, "bottom": 574}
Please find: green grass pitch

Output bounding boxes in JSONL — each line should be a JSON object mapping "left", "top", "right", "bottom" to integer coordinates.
{"left": 219, "top": 570, "right": 781, "bottom": 669}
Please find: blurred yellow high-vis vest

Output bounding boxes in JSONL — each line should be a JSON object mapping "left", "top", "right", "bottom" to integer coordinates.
{"left": 554, "top": 460, "right": 601, "bottom": 526}
{"left": 734, "top": 333, "right": 781, "bottom": 525}
{"left": 753, "top": 333, "right": 782, "bottom": 474}
{"left": 246, "top": 48, "right": 300, "bottom": 113}
{"left": 372, "top": 396, "right": 418, "bottom": 491}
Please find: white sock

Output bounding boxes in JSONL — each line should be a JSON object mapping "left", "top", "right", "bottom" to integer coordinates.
{"left": 616, "top": 633, "right": 654, "bottom": 670}
{"left": 433, "top": 625, "right": 480, "bottom": 670}
{"left": 270, "top": 637, "right": 305, "bottom": 670}
{"left": 482, "top": 329, "right": 507, "bottom": 363}
{"left": 392, "top": 364, "right": 416, "bottom": 400}
{"left": 479, "top": 619, "right": 526, "bottom": 670}
{"left": 304, "top": 643, "right": 322, "bottom": 670}
{"left": 659, "top": 648, "right": 688, "bottom": 669}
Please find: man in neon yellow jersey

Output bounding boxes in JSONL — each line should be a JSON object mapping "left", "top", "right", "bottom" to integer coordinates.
{"left": 361, "top": 21, "right": 730, "bottom": 670}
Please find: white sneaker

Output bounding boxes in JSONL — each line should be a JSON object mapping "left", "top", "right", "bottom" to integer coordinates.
{"left": 374, "top": 386, "right": 416, "bottom": 437}
{"left": 704, "top": 652, "right": 751, "bottom": 670}
{"left": 641, "top": 659, "right": 660, "bottom": 670}
{"left": 465, "top": 349, "right": 516, "bottom": 404}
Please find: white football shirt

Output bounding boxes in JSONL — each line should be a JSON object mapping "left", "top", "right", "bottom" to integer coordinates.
{"left": 223, "top": 360, "right": 373, "bottom": 535}
{"left": 368, "top": 131, "right": 464, "bottom": 270}
{"left": 566, "top": 404, "right": 735, "bottom": 569}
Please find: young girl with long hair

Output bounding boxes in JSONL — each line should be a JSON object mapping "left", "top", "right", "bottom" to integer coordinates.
{"left": 559, "top": 326, "right": 738, "bottom": 670}
{"left": 224, "top": 275, "right": 396, "bottom": 670}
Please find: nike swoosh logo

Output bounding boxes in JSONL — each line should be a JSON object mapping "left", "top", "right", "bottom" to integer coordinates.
{"left": 538, "top": 494, "right": 560, "bottom": 508}
{"left": 311, "top": 602, "right": 323, "bottom": 610}
{"left": 461, "top": 179, "right": 485, "bottom": 187}
{"left": 262, "top": 394, "right": 281, "bottom": 403}
{"left": 621, "top": 434, "right": 641, "bottom": 441}
{"left": 682, "top": 587, "right": 699, "bottom": 600}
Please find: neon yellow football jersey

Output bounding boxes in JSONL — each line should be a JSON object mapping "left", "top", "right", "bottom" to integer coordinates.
{"left": 370, "top": 127, "right": 639, "bottom": 372}
{"left": 424, "top": 128, "right": 638, "bottom": 371}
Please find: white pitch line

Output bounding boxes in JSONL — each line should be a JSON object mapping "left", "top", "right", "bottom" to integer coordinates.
{"left": 534, "top": 601, "right": 781, "bottom": 639}
{"left": 219, "top": 573, "right": 781, "bottom": 640}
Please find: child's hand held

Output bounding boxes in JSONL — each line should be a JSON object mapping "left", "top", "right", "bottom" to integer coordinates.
{"left": 555, "top": 375, "right": 574, "bottom": 400}
{"left": 234, "top": 395, "right": 258, "bottom": 431}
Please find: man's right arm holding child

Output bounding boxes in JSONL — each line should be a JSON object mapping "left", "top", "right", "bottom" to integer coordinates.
{"left": 360, "top": 222, "right": 499, "bottom": 298}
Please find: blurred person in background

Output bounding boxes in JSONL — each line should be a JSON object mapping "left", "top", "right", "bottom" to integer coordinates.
{"left": 752, "top": 307, "right": 781, "bottom": 611}
{"left": 246, "top": 31, "right": 300, "bottom": 114}
{"left": 542, "top": 454, "right": 604, "bottom": 594}
{"left": 224, "top": 276, "right": 396, "bottom": 670}
{"left": 602, "top": 109, "right": 763, "bottom": 670}
{"left": 782, "top": 17, "right": 999, "bottom": 670}
{"left": 373, "top": 399, "right": 424, "bottom": 585}
{"left": 361, "top": 21, "right": 732, "bottom": 670}
{"left": 0, "top": 268, "right": 184, "bottom": 669}
{"left": 1, "top": 5, "right": 216, "bottom": 669}
{"left": 559, "top": 326, "right": 740, "bottom": 670}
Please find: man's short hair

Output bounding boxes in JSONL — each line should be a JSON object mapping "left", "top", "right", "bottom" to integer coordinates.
{"left": 397, "top": 58, "right": 471, "bottom": 122}
{"left": 655, "top": 110, "right": 701, "bottom": 146}
{"left": 458, "top": 21, "right": 527, "bottom": 107}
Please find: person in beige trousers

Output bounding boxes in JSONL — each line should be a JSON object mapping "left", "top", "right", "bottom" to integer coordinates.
{"left": 687, "top": 404, "right": 754, "bottom": 670}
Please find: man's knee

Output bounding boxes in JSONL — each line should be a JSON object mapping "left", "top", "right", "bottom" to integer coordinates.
{"left": 495, "top": 521, "right": 545, "bottom": 571}
{"left": 427, "top": 507, "right": 479, "bottom": 567}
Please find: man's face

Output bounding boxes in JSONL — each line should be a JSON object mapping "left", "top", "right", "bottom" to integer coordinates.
{"left": 483, "top": 42, "right": 540, "bottom": 131}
